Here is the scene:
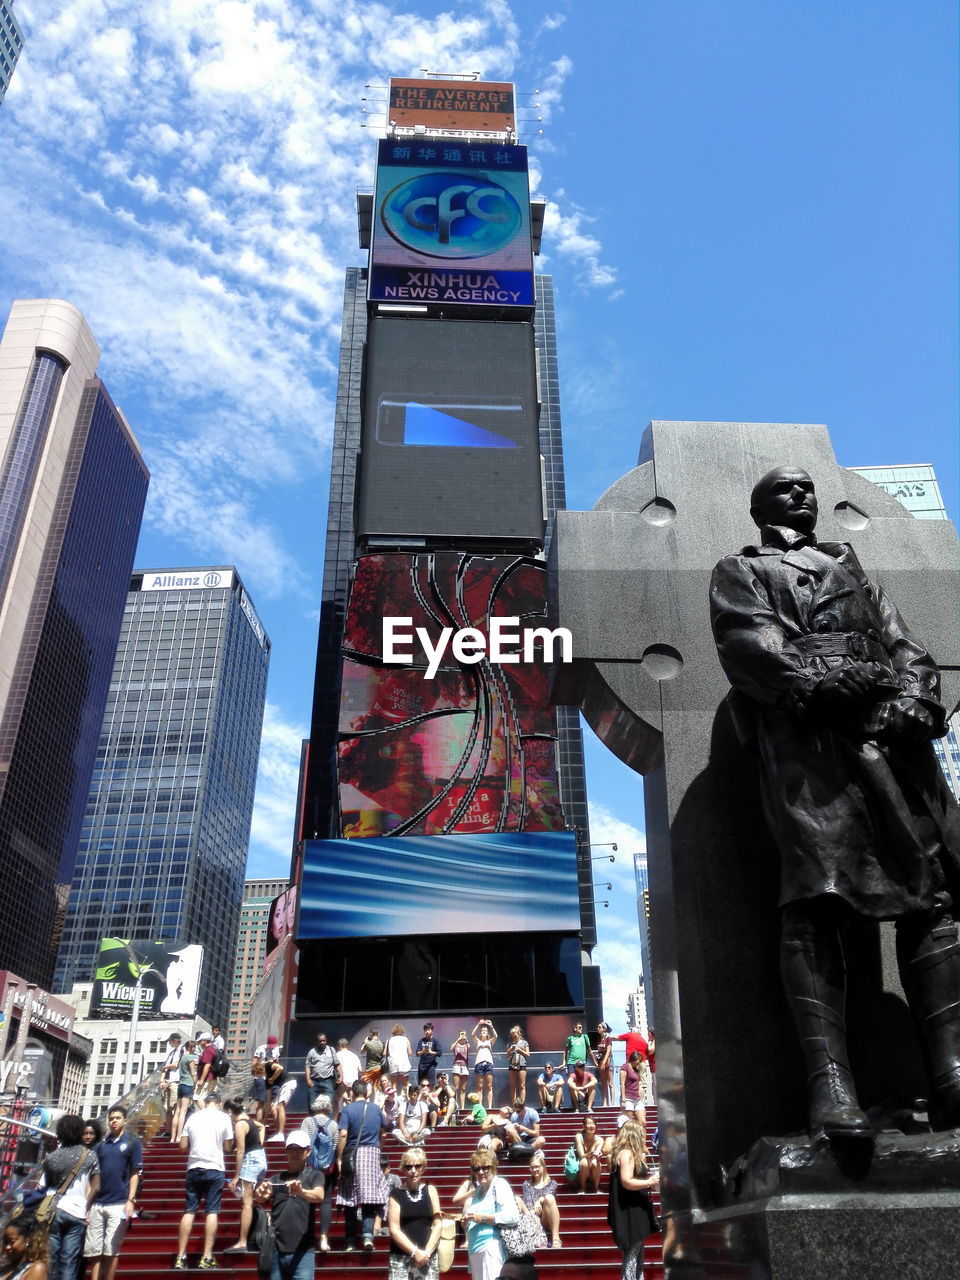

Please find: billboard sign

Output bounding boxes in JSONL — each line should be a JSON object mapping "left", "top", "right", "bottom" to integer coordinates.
{"left": 369, "top": 139, "right": 534, "bottom": 308}
{"left": 90, "top": 938, "right": 204, "bottom": 1018}
{"left": 265, "top": 885, "right": 297, "bottom": 972}
{"left": 299, "top": 830, "right": 579, "bottom": 939}
{"left": 0, "top": 975, "right": 75, "bottom": 1042}
{"left": 338, "top": 553, "right": 565, "bottom": 837}
{"left": 388, "top": 79, "right": 515, "bottom": 134}
{"left": 140, "top": 569, "right": 232, "bottom": 592}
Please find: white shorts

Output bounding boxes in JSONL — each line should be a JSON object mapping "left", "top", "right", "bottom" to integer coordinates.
{"left": 85, "top": 1204, "right": 129, "bottom": 1256}
{"left": 272, "top": 1078, "right": 297, "bottom": 1105}
{"left": 623, "top": 1098, "right": 640, "bottom": 1112}
{"left": 452, "top": 1064, "right": 469, "bottom": 1077}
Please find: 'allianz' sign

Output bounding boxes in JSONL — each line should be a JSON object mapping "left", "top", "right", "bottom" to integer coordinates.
{"left": 141, "top": 569, "right": 233, "bottom": 593}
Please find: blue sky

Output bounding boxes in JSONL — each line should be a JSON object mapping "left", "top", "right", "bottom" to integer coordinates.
{"left": 1, "top": 0, "right": 956, "bottom": 1023}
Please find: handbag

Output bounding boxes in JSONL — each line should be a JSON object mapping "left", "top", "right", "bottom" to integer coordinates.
{"left": 563, "top": 1144, "right": 579, "bottom": 1179}
{"left": 21, "top": 1146, "right": 92, "bottom": 1228}
{"left": 252, "top": 1202, "right": 275, "bottom": 1278}
{"left": 437, "top": 1215, "right": 458, "bottom": 1273}
{"left": 501, "top": 1212, "right": 542, "bottom": 1258}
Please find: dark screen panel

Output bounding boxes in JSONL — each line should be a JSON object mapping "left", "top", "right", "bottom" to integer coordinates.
{"left": 294, "top": 933, "right": 583, "bottom": 1015}
{"left": 356, "top": 318, "right": 544, "bottom": 543}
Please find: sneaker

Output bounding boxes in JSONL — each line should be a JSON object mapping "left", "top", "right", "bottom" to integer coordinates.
{"left": 199, "top": 1259, "right": 219, "bottom": 1270}
{"left": 363, "top": 1236, "right": 375, "bottom": 1251}
{"left": 173, "top": 1258, "right": 186, "bottom": 1271}
{"left": 268, "top": 1132, "right": 285, "bottom": 1141}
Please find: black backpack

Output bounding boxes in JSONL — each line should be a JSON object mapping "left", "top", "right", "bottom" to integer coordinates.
{"left": 211, "top": 1047, "right": 231, "bottom": 1079}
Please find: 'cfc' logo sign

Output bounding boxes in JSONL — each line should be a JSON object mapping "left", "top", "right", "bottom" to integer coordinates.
{"left": 381, "top": 173, "right": 521, "bottom": 259}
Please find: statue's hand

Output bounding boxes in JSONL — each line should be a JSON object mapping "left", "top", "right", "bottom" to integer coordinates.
{"left": 814, "top": 665, "right": 877, "bottom": 706}
{"left": 877, "top": 697, "right": 936, "bottom": 744}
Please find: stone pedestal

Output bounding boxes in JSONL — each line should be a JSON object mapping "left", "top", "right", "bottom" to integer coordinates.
{"left": 675, "top": 1190, "right": 960, "bottom": 1280}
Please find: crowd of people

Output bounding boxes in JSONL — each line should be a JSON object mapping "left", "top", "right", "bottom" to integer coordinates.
{"left": 4, "top": 1104, "right": 144, "bottom": 1280}
{"left": 254, "top": 1020, "right": 657, "bottom": 1145}
{"left": 1, "top": 1020, "right": 657, "bottom": 1280}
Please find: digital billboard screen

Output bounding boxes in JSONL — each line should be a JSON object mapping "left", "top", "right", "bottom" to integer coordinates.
{"left": 356, "top": 317, "right": 544, "bottom": 543}
{"left": 388, "top": 79, "right": 516, "bottom": 134}
{"left": 265, "top": 885, "right": 298, "bottom": 972}
{"left": 369, "top": 138, "right": 533, "bottom": 308}
{"left": 338, "top": 552, "right": 565, "bottom": 837}
{"left": 299, "top": 830, "right": 579, "bottom": 940}
{"left": 90, "top": 938, "right": 204, "bottom": 1018}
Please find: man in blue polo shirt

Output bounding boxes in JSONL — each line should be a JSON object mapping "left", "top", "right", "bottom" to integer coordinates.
{"left": 84, "top": 1105, "right": 143, "bottom": 1280}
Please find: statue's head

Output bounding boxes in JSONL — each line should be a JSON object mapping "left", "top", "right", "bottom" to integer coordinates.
{"left": 750, "top": 466, "right": 818, "bottom": 535}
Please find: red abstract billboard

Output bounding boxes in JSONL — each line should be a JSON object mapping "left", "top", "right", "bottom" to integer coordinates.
{"left": 337, "top": 553, "right": 565, "bottom": 837}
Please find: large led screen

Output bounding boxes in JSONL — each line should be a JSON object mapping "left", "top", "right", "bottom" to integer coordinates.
{"left": 338, "top": 552, "right": 565, "bottom": 836}
{"left": 369, "top": 139, "right": 533, "bottom": 307}
{"left": 356, "top": 318, "right": 544, "bottom": 543}
{"left": 299, "top": 830, "right": 579, "bottom": 939}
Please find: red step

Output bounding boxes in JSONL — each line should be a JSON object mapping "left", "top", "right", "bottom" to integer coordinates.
{"left": 116, "top": 1106, "right": 664, "bottom": 1279}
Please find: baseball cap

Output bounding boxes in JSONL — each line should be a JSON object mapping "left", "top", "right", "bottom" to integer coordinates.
{"left": 286, "top": 1131, "right": 310, "bottom": 1148}
{"left": 267, "top": 1034, "right": 279, "bottom": 1046}
{"left": 198, "top": 1032, "right": 212, "bottom": 1042}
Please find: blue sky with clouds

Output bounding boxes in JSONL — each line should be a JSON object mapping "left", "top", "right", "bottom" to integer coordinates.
{"left": 1, "top": 0, "right": 956, "bottom": 1022}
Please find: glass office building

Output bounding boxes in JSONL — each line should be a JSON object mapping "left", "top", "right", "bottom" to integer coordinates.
{"left": 852, "top": 462, "right": 960, "bottom": 800}
{"left": 0, "top": 301, "right": 148, "bottom": 987}
{"left": 54, "top": 567, "right": 270, "bottom": 1025}
{"left": 0, "top": 0, "right": 23, "bottom": 104}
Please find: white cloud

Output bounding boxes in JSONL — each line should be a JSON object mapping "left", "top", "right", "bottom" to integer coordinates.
{"left": 247, "top": 702, "right": 308, "bottom": 874}
{"left": 3, "top": 0, "right": 619, "bottom": 607}
{"left": 544, "top": 204, "right": 618, "bottom": 289}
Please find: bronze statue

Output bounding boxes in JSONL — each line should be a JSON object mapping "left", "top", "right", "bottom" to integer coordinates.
{"left": 709, "top": 465, "right": 960, "bottom": 1140}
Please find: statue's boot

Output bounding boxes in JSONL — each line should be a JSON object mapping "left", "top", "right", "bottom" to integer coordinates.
{"left": 782, "top": 914, "right": 873, "bottom": 1141}
{"left": 898, "top": 914, "right": 960, "bottom": 1130}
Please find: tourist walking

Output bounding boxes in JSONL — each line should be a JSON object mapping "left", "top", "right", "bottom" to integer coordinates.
{"left": 336, "top": 1079, "right": 389, "bottom": 1251}
{"left": 174, "top": 1092, "right": 234, "bottom": 1270}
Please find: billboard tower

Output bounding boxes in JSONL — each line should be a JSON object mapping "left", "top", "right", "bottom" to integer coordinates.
{"left": 296, "top": 75, "right": 598, "bottom": 1046}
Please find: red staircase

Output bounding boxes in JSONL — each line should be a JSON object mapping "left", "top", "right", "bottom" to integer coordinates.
{"left": 116, "top": 1105, "right": 663, "bottom": 1278}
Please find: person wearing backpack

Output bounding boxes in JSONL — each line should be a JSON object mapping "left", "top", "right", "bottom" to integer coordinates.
{"left": 222, "top": 1098, "right": 266, "bottom": 1256}
{"left": 301, "top": 1095, "right": 338, "bottom": 1254}
{"left": 194, "top": 1033, "right": 218, "bottom": 1107}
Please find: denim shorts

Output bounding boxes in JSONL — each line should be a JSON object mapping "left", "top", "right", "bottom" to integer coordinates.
{"left": 239, "top": 1149, "right": 268, "bottom": 1183}
{"left": 475, "top": 1062, "right": 494, "bottom": 1076}
{"left": 184, "top": 1167, "right": 225, "bottom": 1214}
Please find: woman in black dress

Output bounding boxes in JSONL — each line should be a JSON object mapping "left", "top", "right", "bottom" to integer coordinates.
{"left": 606, "top": 1118, "right": 659, "bottom": 1280}
{"left": 387, "top": 1148, "right": 442, "bottom": 1280}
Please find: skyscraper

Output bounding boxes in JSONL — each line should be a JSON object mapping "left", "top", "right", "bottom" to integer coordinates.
{"left": 54, "top": 567, "right": 270, "bottom": 1025}
{"left": 852, "top": 462, "right": 960, "bottom": 799}
{"left": 295, "top": 78, "right": 597, "bottom": 1042}
{"left": 226, "top": 877, "right": 289, "bottom": 1062}
{"left": 0, "top": 0, "right": 23, "bottom": 104}
{"left": 0, "top": 299, "right": 148, "bottom": 985}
